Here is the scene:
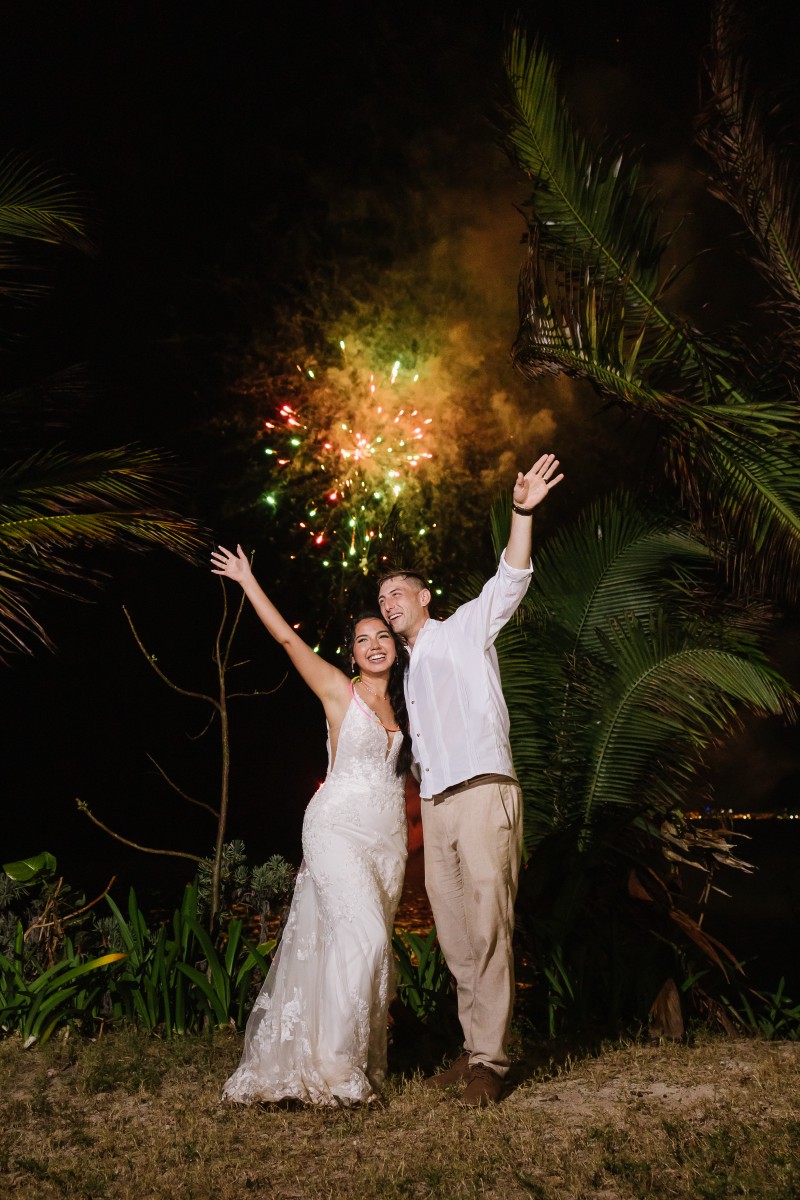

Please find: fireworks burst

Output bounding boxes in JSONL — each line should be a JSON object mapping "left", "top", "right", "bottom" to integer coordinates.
{"left": 260, "top": 340, "right": 436, "bottom": 576}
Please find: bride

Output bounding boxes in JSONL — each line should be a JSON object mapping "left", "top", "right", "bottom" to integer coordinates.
{"left": 211, "top": 545, "right": 411, "bottom": 1105}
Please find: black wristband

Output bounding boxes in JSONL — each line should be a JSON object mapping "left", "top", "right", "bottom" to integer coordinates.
{"left": 512, "top": 503, "right": 534, "bottom": 516}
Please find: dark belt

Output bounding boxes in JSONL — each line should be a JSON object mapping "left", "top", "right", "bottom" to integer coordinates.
{"left": 430, "top": 773, "right": 517, "bottom": 804}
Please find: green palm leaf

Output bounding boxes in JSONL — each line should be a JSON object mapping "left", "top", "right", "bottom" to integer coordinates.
{"left": 0, "top": 155, "right": 85, "bottom": 245}
{"left": 0, "top": 159, "right": 203, "bottom": 660}
{"left": 503, "top": 32, "right": 662, "bottom": 297}
{"left": 503, "top": 31, "right": 701, "bottom": 364}
{"left": 0, "top": 156, "right": 90, "bottom": 302}
{"left": 577, "top": 614, "right": 793, "bottom": 833}
{"left": 699, "top": 0, "right": 800, "bottom": 340}
{"left": 527, "top": 492, "right": 715, "bottom": 658}
{"left": 502, "top": 25, "right": 800, "bottom": 600}
{"left": 489, "top": 492, "right": 795, "bottom": 854}
{"left": 0, "top": 445, "right": 204, "bottom": 657}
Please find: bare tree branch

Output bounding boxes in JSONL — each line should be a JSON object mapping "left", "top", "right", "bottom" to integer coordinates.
{"left": 145, "top": 753, "right": 219, "bottom": 818}
{"left": 76, "top": 798, "right": 202, "bottom": 863}
{"left": 229, "top": 671, "right": 289, "bottom": 700}
{"left": 222, "top": 570, "right": 250, "bottom": 672}
{"left": 25, "top": 875, "right": 118, "bottom": 938}
{"left": 123, "top": 605, "right": 220, "bottom": 710}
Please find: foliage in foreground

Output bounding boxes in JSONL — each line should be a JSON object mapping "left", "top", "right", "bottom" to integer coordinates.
{"left": 0, "top": 852, "right": 455, "bottom": 1045}
{"left": 0, "top": 850, "right": 296, "bottom": 1045}
{"left": 0, "top": 880, "right": 276, "bottom": 1046}
{"left": 477, "top": 490, "right": 797, "bottom": 1035}
{"left": 391, "top": 927, "right": 454, "bottom": 1031}
{"left": 0, "top": 921, "right": 124, "bottom": 1049}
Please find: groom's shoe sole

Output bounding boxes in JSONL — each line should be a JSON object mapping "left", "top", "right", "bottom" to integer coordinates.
{"left": 423, "top": 1051, "right": 472, "bottom": 1089}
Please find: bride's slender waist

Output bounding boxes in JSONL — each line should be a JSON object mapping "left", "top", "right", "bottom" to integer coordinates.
{"left": 305, "top": 790, "right": 406, "bottom": 828}
{"left": 312, "top": 779, "right": 404, "bottom": 803}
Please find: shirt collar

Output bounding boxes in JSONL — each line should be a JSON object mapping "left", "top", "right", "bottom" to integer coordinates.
{"left": 408, "top": 616, "right": 440, "bottom": 654}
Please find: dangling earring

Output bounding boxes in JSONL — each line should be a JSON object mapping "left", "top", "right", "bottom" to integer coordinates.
{"left": 350, "top": 658, "right": 356, "bottom": 674}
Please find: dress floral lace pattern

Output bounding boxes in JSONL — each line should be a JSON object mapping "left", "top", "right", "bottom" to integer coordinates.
{"left": 223, "top": 699, "right": 407, "bottom": 1106}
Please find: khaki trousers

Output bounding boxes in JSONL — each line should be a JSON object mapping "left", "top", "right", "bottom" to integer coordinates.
{"left": 421, "top": 780, "right": 523, "bottom": 1076}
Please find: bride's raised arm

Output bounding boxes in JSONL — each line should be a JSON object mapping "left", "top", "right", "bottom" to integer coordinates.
{"left": 211, "top": 544, "right": 347, "bottom": 710}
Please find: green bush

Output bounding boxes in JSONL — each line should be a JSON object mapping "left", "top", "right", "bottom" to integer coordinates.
{"left": 0, "top": 920, "right": 124, "bottom": 1046}
{"left": 720, "top": 980, "right": 800, "bottom": 1041}
{"left": 102, "top": 883, "right": 275, "bottom": 1036}
{"left": 392, "top": 927, "right": 454, "bottom": 1027}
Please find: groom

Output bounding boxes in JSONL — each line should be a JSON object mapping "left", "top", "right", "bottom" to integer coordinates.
{"left": 378, "top": 453, "right": 563, "bottom": 1105}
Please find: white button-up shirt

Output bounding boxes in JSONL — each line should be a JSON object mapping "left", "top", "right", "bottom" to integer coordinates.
{"left": 405, "top": 550, "right": 533, "bottom": 799}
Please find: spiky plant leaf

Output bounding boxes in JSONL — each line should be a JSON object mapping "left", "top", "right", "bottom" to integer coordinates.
{"left": 575, "top": 612, "right": 793, "bottom": 835}
{"left": 0, "top": 445, "right": 204, "bottom": 658}
{"left": 699, "top": 0, "right": 800, "bottom": 344}
{"left": 0, "top": 156, "right": 91, "bottom": 303}
{"left": 503, "top": 25, "right": 800, "bottom": 600}
{"left": 0, "top": 155, "right": 85, "bottom": 245}
{"left": 484, "top": 493, "right": 795, "bottom": 854}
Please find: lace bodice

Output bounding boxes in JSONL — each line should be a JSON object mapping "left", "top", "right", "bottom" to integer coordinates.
{"left": 323, "top": 697, "right": 404, "bottom": 807}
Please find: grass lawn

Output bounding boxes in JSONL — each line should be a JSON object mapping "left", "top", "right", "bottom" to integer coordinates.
{"left": 1, "top": 1028, "right": 799, "bottom": 1199}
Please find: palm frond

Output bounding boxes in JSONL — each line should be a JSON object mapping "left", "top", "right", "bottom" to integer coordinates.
{"left": 503, "top": 24, "right": 800, "bottom": 601}
{"left": 531, "top": 493, "right": 715, "bottom": 658}
{"left": 503, "top": 29, "right": 713, "bottom": 367}
{"left": 503, "top": 31, "right": 662, "bottom": 295}
{"left": 1, "top": 444, "right": 184, "bottom": 509}
{"left": 491, "top": 492, "right": 795, "bottom": 854}
{"left": 512, "top": 233, "right": 680, "bottom": 411}
{"left": 0, "top": 155, "right": 86, "bottom": 246}
{"left": 699, "top": 0, "right": 800, "bottom": 342}
{"left": 0, "top": 366, "right": 92, "bottom": 439}
{"left": 0, "top": 157, "right": 91, "bottom": 306}
{"left": 0, "top": 445, "right": 205, "bottom": 659}
{"left": 577, "top": 613, "right": 794, "bottom": 835}
{"left": 494, "top": 490, "right": 715, "bottom": 851}
{"left": 669, "top": 417, "right": 800, "bottom": 598}
{"left": 0, "top": 565, "right": 51, "bottom": 655}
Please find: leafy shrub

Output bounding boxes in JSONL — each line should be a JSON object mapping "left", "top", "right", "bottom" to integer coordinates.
{"left": 720, "top": 980, "right": 800, "bottom": 1041}
{"left": 0, "top": 920, "right": 124, "bottom": 1046}
{"left": 195, "top": 840, "right": 294, "bottom": 930}
{"left": 101, "top": 883, "right": 275, "bottom": 1036}
{"left": 392, "top": 928, "right": 454, "bottom": 1027}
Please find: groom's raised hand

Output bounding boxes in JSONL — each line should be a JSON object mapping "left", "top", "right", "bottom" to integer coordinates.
{"left": 514, "top": 453, "right": 564, "bottom": 511}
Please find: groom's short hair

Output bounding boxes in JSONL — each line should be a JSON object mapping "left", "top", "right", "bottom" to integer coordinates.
{"left": 377, "top": 567, "right": 428, "bottom": 592}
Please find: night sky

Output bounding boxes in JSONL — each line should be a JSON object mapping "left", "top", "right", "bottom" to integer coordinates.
{"left": 2, "top": 0, "right": 798, "bottom": 943}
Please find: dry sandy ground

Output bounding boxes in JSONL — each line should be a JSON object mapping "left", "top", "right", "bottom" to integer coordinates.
{"left": 1, "top": 1031, "right": 798, "bottom": 1199}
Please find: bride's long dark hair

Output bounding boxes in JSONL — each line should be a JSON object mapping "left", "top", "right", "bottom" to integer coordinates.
{"left": 345, "top": 611, "right": 412, "bottom": 777}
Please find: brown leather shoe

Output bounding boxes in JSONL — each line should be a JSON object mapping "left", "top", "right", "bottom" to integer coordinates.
{"left": 423, "top": 1050, "right": 472, "bottom": 1089}
{"left": 461, "top": 1062, "right": 504, "bottom": 1106}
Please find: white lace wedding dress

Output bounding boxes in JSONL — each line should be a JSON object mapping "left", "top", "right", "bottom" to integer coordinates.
{"left": 223, "top": 696, "right": 407, "bottom": 1105}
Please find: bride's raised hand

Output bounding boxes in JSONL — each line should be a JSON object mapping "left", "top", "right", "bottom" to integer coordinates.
{"left": 210, "top": 543, "right": 252, "bottom": 583}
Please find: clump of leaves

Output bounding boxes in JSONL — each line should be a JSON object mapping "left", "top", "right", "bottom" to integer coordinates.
{"left": 0, "top": 852, "right": 97, "bottom": 968}
{"left": 196, "top": 840, "right": 294, "bottom": 931}
{"left": 720, "top": 979, "right": 800, "bottom": 1041}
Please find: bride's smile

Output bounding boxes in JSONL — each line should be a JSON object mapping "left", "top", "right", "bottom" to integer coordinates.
{"left": 352, "top": 619, "right": 397, "bottom": 678}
